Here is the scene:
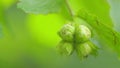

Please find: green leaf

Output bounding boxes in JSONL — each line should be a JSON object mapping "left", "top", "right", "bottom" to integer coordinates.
{"left": 17, "top": 0, "right": 64, "bottom": 14}
{"left": 77, "top": 10, "right": 120, "bottom": 56}
{"left": 69, "top": 0, "right": 113, "bottom": 27}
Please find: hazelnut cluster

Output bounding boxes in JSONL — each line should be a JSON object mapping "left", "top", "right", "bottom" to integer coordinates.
{"left": 57, "top": 22, "right": 98, "bottom": 59}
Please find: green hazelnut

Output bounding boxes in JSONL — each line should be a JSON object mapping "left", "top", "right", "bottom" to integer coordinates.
{"left": 76, "top": 41, "right": 98, "bottom": 59}
{"left": 58, "top": 23, "right": 75, "bottom": 42}
{"left": 57, "top": 40, "right": 74, "bottom": 56}
{"left": 75, "top": 24, "right": 91, "bottom": 43}
{"left": 76, "top": 42, "right": 92, "bottom": 59}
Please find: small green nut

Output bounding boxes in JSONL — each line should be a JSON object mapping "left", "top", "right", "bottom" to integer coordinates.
{"left": 76, "top": 42, "right": 92, "bottom": 59}
{"left": 57, "top": 40, "right": 74, "bottom": 56}
{"left": 76, "top": 41, "right": 98, "bottom": 59}
{"left": 75, "top": 24, "right": 91, "bottom": 43}
{"left": 58, "top": 23, "right": 75, "bottom": 42}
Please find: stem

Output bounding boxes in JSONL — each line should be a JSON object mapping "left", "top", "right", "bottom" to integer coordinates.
{"left": 65, "top": 0, "right": 75, "bottom": 18}
{"left": 65, "top": 0, "right": 76, "bottom": 48}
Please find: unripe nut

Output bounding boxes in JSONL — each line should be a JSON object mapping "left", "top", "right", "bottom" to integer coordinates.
{"left": 57, "top": 41, "right": 74, "bottom": 56}
{"left": 76, "top": 41, "right": 98, "bottom": 59}
{"left": 75, "top": 25, "right": 91, "bottom": 43}
{"left": 58, "top": 23, "right": 75, "bottom": 42}
{"left": 76, "top": 42, "right": 92, "bottom": 58}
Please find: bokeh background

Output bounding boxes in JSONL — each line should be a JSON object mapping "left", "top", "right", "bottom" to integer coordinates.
{"left": 0, "top": 0, "right": 120, "bottom": 68}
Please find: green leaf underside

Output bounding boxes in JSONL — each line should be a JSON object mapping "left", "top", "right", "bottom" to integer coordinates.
{"left": 77, "top": 0, "right": 113, "bottom": 27}
{"left": 77, "top": 10, "right": 120, "bottom": 55}
{"left": 18, "top": 0, "right": 64, "bottom": 14}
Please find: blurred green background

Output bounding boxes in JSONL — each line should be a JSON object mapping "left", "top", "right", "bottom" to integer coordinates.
{"left": 0, "top": 0, "right": 120, "bottom": 68}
